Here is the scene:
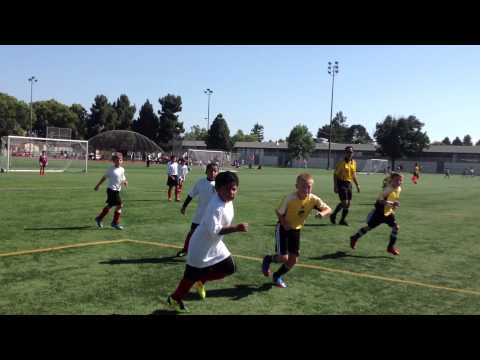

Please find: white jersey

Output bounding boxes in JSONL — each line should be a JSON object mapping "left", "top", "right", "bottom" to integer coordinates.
{"left": 188, "top": 177, "right": 216, "bottom": 224}
{"left": 187, "top": 194, "right": 233, "bottom": 268}
{"left": 105, "top": 166, "right": 126, "bottom": 191}
{"left": 167, "top": 161, "right": 178, "bottom": 176}
{"left": 178, "top": 164, "right": 189, "bottom": 180}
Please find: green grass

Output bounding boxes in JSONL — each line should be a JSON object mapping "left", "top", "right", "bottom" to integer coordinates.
{"left": 1, "top": 162, "right": 480, "bottom": 314}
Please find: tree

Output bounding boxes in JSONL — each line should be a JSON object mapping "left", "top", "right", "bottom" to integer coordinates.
{"left": 317, "top": 111, "right": 349, "bottom": 143}
{"left": 87, "top": 95, "right": 118, "bottom": 138}
{"left": 452, "top": 137, "right": 463, "bottom": 146}
{"left": 231, "top": 129, "right": 257, "bottom": 144}
{"left": 463, "top": 134, "right": 473, "bottom": 146}
{"left": 0, "top": 93, "right": 30, "bottom": 137}
{"left": 205, "top": 113, "right": 232, "bottom": 151}
{"left": 374, "top": 115, "right": 430, "bottom": 169}
{"left": 70, "top": 103, "right": 88, "bottom": 139}
{"left": 183, "top": 125, "right": 208, "bottom": 141}
{"left": 344, "top": 124, "right": 372, "bottom": 144}
{"left": 33, "top": 99, "right": 78, "bottom": 138}
{"left": 441, "top": 137, "right": 451, "bottom": 145}
{"left": 114, "top": 94, "right": 136, "bottom": 131}
{"left": 250, "top": 123, "right": 264, "bottom": 142}
{"left": 157, "top": 94, "right": 184, "bottom": 149}
{"left": 132, "top": 100, "right": 159, "bottom": 141}
{"left": 286, "top": 124, "right": 316, "bottom": 161}
{"left": 476, "top": 139, "right": 480, "bottom": 146}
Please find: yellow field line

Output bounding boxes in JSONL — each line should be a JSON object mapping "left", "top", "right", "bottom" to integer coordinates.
{"left": 2, "top": 238, "right": 479, "bottom": 297}
{"left": 0, "top": 239, "right": 129, "bottom": 257}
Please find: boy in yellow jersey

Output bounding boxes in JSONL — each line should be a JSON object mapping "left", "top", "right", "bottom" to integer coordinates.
{"left": 261, "top": 173, "right": 332, "bottom": 288}
{"left": 330, "top": 146, "right": 360, "bottom": 226}
{"left": 349, "top": 173, "right": 403, "bottom": 255}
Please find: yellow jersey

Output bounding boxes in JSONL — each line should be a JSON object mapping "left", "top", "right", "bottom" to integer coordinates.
{"left": 377, "top": 185, "right": 401, "bottom": 216}
{"left": 277, "top": 193, "right": 329, "bottom": 230}
{"left": 335, "top": 159, "right": 357, "bottom": 182}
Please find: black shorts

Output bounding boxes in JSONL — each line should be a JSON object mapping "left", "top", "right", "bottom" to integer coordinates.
{"left": 275, "top": 223, "right": 301, "bottom": 256}
{"left": 167, "top": 175, "right": 178, "bottom": 187}
{"left": 336, "top": 180, "right": 352, "bottom": 201}
{"left": 366, "top": 209, "right": 397, "bottom": 229}
{"left": 184, "top": 256, "right": 236, "bottom": 282}
{"left": 106, "top": 188, "right": 122, "bottom": 207}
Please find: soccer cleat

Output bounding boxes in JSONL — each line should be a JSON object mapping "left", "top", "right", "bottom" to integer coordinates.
{"left": 339, "top": 220, "right": 349, "bottom": 226}
{"left": 350, "top": 235, "right": 358, "bottom": 249}
{"left": 166, "top": 296, "right": 189, "bottom": 313}
{"left": 262, "top": 256, "right": 272, "bottom": 277}
{"left": 273, "top": 276, "right": 287, "bottom": 288}
{"left": 387, "top": 246, "right": 400, "bottom": 255}
{"left": 111, "top": 223, "right": 124, "bottom": 230}
{"left": 95, "top": 217, "right": 103, "bottom": 228}
{"left": 195, "top": 281, "right": 206, "bottom": 300}
{"left": 329, "top": 214, "right": 336, "bottom": 225}
{"left": 176, "top": 249, "right": 187, "bottom": 257}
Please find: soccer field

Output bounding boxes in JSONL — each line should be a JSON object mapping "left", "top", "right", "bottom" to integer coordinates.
{"left": 1, "top": 162, "right": 480, "bottom": 314}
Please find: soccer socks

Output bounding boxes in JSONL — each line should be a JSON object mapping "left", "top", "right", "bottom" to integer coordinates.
{"left": 273, "top": 264, "right": 291, "bottom": 279}
{"left": 332, "top": 203, "right": 343, "bottom": 217}
{"left": 167, "top": 188, "right": 172, "bottom": 201}
{"left": 182, "top": 231, "right": 193, "bottom": 253}
{"left": 340, "top": 208, "right": 349, "bottom": 222}
{"left": 172, "top": 278, "right": 195, "bottom": 302}
{"left": 97, "top": 207, "right": 110, "bottom": 221}
{"left": 388, "top": 228, "right": 398, "bottom": 248}
{"left": 113, "top": 210, "right": 122, "bottom": 225}
{"left": 352, "top": 226, "right": 370, "bottom": 240}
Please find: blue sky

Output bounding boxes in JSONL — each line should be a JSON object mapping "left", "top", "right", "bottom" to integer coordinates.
{"left": 1, "top": 45, "right": 479, "bottom": 143}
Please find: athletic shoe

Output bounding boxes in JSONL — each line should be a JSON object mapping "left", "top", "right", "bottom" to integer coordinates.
{"left": 262, "top": 256, "right": 272, "bottom": 277}
{"left": 330, "top": 214, "right": 336, "bottom": 225}
{"left": 111, "top": 223, "right": 124, "bottom": 230}
{"left": 273, "top": 275, "right": 287, "bottom": 288}
{"left": 350, "top": 235, "right": 358, "bottom": 249}
{"left": 387, "top": 246, "right": 400, "bottom": 255}
{"left": 339, "top": 220, "right": 349, "bottom": 226}
{"left": 176, "top": 249, "right": 187, "bottom": 257}
{"left": 166, "top": 296, "right": 189, "bottom": 313}
{"left": 95, "top": 217, "right": 103, "bottom": 228}
{"left": 195, "top": 281, "right": 206, "bottom": 300}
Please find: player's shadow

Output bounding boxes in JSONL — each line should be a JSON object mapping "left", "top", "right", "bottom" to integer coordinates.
{"left": 99, "top": 255, "right": 184, "bottom": 265}
{"left": 184, "top": 283, "right": 273, "bottom": 301}
{"left": 263, "top": 224, "right": 329, "bottom": 227}
{"left": 358, "top": 203, "right": 375, "bottom": 206}
{"left": 310, "top": 251, "right": 392, "bottom": 260}
{"left": 149, "top": 309, "right": 178, "bottom": 316}
{"left": 125, "top": 199, "right": 159, "bottom": 202}
{"left": 24, "top": 226, "right": 94, "bottom": 231}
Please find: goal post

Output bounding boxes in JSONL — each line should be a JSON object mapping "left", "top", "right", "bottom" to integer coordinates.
{"left": 360, "top": 159, "right": 389, "bottom": 174}
{"left": 0, "top": 135, "right": 88, "bottom": 173}
{"left": 187, "top": 149, "right": 231, "bottom": 169}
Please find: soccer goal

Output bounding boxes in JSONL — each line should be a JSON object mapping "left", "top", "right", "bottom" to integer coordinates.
{"left": 360, "top": 159, "right": 389, "bottom": 174}
{"left": 0, "top": 136, "right": 88, "bottom": 173}
{"left": 187, "top": 149, "right": 231, "bottom": 169}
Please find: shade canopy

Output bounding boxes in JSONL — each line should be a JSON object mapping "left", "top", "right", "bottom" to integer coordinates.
{"left": 88, "top": 130, "right": 164, "bottom": 153}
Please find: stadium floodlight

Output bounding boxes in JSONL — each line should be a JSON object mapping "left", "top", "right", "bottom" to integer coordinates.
{"left": 204, "top": 88, "right": 213, "bottom": 129}
{"left": 28, "top": 76, "right": 38, "bottom": 136}
{"left": 326, "top": 61, "right": 339, "bottom": 170}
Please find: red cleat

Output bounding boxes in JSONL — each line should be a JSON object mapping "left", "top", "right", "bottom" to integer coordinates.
{"left": 387, "top": 246, "right": 400, "bottom": 255}
{"left": 350, "top": 236, "right": 358, "bottom": 250}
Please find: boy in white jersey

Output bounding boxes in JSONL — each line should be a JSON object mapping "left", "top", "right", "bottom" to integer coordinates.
{"left": 167, "top": 171, "right": 248, "bottom": 313}
{"left": 176, "top": 158, "right": 190, "bottom": 201}
{"left": 262, "top": 173, "right": 332, "bottom": 288}
{"left": 350, "top": 173, "right": 403, "bottom": 255}
{"left": 166, "top": 155, "right": 179, "bottom": 202}
{"left": 94, "top": 153, "right": 128, "bottom": 230}
{"left": 176, "top": 163, "right": 219, "bottom": 257}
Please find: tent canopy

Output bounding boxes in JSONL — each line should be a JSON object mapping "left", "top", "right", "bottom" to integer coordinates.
{"left": 88, "top": 130, "right": 164, "bottom": 153}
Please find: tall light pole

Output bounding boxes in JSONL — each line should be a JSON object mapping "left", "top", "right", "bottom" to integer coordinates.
{"left": 28, "top": 76, "right": 38, "bottom": 136}
{"left": 327, "top": 61, "right": 339, "bottom": 170}
{"left": 204, "top": 88, "right": 213, "bottom": 129}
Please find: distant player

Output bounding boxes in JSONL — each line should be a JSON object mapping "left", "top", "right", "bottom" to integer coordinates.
{"left": 94, "top": 153, "right": 128, "bottom": 230}
{"left": 39, "top": 151, "right": 48, "bottom": 176}
{"left": 176, "top": 162, "right": 219, "bottom": 257}
{"left": 261, "top": 173, "right": 332, "bottom": 288}
{"left": 350, "top": 173, "right": 403, "bottom": 255}
{"left": 330, "top": 146, "right": 360, "bottom": 226}
{"left": 444, "top": 168, "right": 450, "bottom": 178}
{"left": 167, "top": 171, "right": 248, "bottom": 313}
{"left": 177, "top": 158, "right": 189, "bottom": 201}
{"left": 166, "top": 155, "right": 179, "bottom": 202}
{"left": 411, "top": 162, "right": 420, "bottom": 184}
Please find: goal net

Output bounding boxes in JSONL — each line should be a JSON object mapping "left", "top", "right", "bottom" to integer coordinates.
{"left": 0, "top": 136, "right": 88, "bottom": 173}
{"left": 360, "top": 159, "right": 389, "bottom": 174}
{"left": 187, "top": 149, "right": 231, "bottom": 169}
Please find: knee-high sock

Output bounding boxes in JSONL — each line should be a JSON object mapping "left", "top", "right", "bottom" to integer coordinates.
{"left": 340, "top": 208, "right": 349, "bottom": 221}
{"left": 171, "top": 278, "right": 195, "bottom": 302}
{"left": 168, "top": 188, "right": 172, "bottom": 200}
{"left": 182, "top": 230, "right": 193, "bottom": 252}
{"left": 97, "top": 207, "right": 110, "bottom": 220}
{"left": 388, "top": 228, "right": 398, "bottom": 248}
{"left": 352, "top": 226, "right": 370, "bottom": 240}
{"left": 273, "top": 264, "right": 291, "bottom": 279}
{"left": 113, "top": 210, "right": 121, "bottom": 224}
{"left": 332, "top": 203, "right": 343, "bottom": 217}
